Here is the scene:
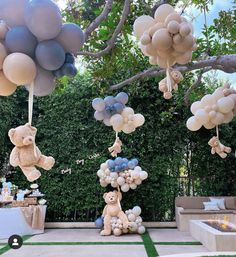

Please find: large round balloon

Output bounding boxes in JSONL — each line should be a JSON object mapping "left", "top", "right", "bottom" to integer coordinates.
{"left": 0, "top": 0, "right": 27, "bottom": 27}
{"left": 0, "top": 71, "right": 17, "bottom": 96}
{"left": 25, "top": 65, "right": 55, "bottom": 96}
{"left": 133, "top": 15, "right": 155, "bottom": 39}
{"left": 56, "top": 23, "right": 85, "bottom": 55}
{"left": 36, "top": 40, "right": 65, "bottom": 71}
{"left": 5, "top": 26, "right": 38, "bottom": 58}
{"left": 24, "top": 0, "right": 62, "bottom": 40}
{"left": 3, "top": 53, "right": 36, "bottom": 85}
{"left": 0, "top": 43, "right": 7, "bottom": 70}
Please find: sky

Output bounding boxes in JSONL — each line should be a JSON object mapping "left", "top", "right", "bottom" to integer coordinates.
{"left": 57, "top": 0, "right": 235, "bottom": 86}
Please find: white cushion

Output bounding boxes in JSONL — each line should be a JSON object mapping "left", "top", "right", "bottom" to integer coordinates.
{"left": 210, "top": 197, "right": 226, "bottom": 210}
{"left": 203, "top": 201, "right": 220, "bottom": 211}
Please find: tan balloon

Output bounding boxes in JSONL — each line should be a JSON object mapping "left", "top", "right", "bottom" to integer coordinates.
{"left": 217, "top": 97, "right": 234, "bottom": 113}
{"left": 0, "top": 71, "right": 17, "bottom": 96}
{"left": 0, "top": 43, "right": 7, "bottom": 70}
{"left": 195, "top": 109, "right": 209, "bottom": 125}
{"left": 209, "top": 111, "right": 216, "bottom": 119}
{"left": 110, "top": 114, "right": 123, "bottom": 127}
{"left": 173, "top": 33, "right": 182, "bottom": 45}
{"left": 149, "top": 56, "right": 158, "bottom": 65}
{"left": 148, "top": 23, "right": 165, "bottom": 37}
{"left": 186, "top": 116, "right": 202, "bottom": 131}
{"left": 156, "top": 48, "right": 173, "bottom": 59}
{"left": 154, "top": 4, "right": 175, "bottom": 23}
{"left": 156, "top": 56, "right": 168, "bottom": 68}
{"left": 122, "top": 107, "right": 134, "bottom": 118}
{"left": 146, "top": 44, "right": 157, "bottom": 56}
{"left": 3, "top": 53, "right": 36, "bottom": 85}
{"left": 201, "top": 94, "right": 216, "bottom": 107}
{"left": 140, "top": 33, "right": 151, "bottom": 45}
{"left": 212, "top": 88, "right": 224, "bottom": 101}
{"left": 133, "top": 15, "right": 155, "bottom": 39}
{"left": 139, "top": 43, "right": 149, "bottom": 57}
{"left": 223, "top": 111, "right": 234, "bottom": 123}
{"left": 204, "top": 106, "right": 211, "bottom": 113}
{"left": 190, "top": 101, "right": 202, "bottom": 115}
{"left": 133, "top": 114, "right": 145, "bottom": 127}
{"left": 173, "top": 35, "right": 195, "bottom": 52}
{"left": 164, "top": 12, "right": 182, "bottom": 27}
{"left": 152, "top": 28, "right": 172, "bottom": 51}
{"left": 122, "top": 124, "right": 135, "bottom": 134}
{"left": 176, "top": 51, "right": 192, "bottom": 65}
{"left": 167, "top": 20, "right": 180, "bottom": 34}
{"left": 210, "top": 112, "right": 225, "bottom": 125}
{"left": 204, "top": 122, "right": 215, "bottom": 129}
{"left": 164, "top": 91, "right": 172, "bottom": 99}
{"left": 179, "top": 23, "right": 191, "bottom": 37}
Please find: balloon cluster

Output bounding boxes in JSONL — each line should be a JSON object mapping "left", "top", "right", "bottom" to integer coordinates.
{"left": 95, "top": 206, "right": 145, "bottom": 236}
{"left": 186, "top": 84, "right": 236, "bottom": 131}
{"left": 92, "top": 92, "right": 145, "bottom": 134}
{"left": 107, "top": 157, "right": 138, "bottom": 173}
{"left": 97, "top": 160, "right": 148, "bottom": 192}
{"left": 133, "top": 4, "right": 196, "bottom": 68}
{"left": 0, "top": 0, "right": 84, "bottom": 97}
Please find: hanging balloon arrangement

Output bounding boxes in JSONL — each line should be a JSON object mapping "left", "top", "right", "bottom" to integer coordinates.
{"left": 0, "top": 0, "right": 85, "bottom": 182}
{"left": 186, "top": 83, "right": 236, "bottom": 158}
{"left": 93, "top": 92, "right": 146, "bottom": 236}
{"left": 133, "top": 4, "right": 197, "bottom": 99}
{"left": 0, "top": 0, "right": 84, "bottom": 97}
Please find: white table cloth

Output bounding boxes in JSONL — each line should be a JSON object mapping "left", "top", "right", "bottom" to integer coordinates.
{"left": 0, "top": 206, "right": 46, "bottom": 239}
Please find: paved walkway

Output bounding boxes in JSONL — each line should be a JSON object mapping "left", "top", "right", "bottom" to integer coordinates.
{"left": 0, "top": 228, "right": 235, "bottom": 257}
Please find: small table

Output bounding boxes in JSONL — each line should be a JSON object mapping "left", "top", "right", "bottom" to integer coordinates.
{"left": 190, "top": 220, "right": 236, "bottom": 251}
{"left": 0, "top": 205, "right": 47, "bottom": 239}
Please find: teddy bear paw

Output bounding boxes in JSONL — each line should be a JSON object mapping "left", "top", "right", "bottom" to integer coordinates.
{"left": 44, "top": 157, "right": 55, "bottom": 170}
{"left": 27, "top": 169, "right": 41, "bottom": 182}
{"left": 100, "top": 230, "right": 111, "bottom": 236}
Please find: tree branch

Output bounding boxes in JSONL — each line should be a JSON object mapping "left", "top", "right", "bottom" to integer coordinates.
{"left": 109, "top": 54, "right": 236, "bottom": 90}
{"left": 84, "top": 0, "right": 114, "bottom": 41}
{"left": 78, "top": 0, "right": 130, "bottom": 58}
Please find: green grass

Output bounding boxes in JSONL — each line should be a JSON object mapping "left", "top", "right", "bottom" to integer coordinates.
{"left": 141, "top": 232, "right": 158, "bottom": 257}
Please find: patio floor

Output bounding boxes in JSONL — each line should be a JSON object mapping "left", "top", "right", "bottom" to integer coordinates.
{"left": 0, "top": 228, "right": 235, "bottom": 257}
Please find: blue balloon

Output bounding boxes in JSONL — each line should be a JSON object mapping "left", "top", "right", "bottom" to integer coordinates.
{"left": 128, "top": 161, "right": 136, "bottom": 169}
{"left": 115, "top": 157, "right": 122, "bottom": 165}
{"left": 132, "top": 159, "right": 139, "bottom": 166}
{"left": 36, "top": 40, "right": 65, "bottom": 71}
{"left": 65, "top": 53, "right": 75, "bottom": 64}
{"left": 122, "top": 158, "right": 128, "bottom": 163}
{"left": 95, "top": 217, "right": 104, "bottom": 228}
{"left": 5, "top": 26, "right": 37, "bottom": 58}
{"left": 107, "top": 160, "right": 115, "bottom": 168}
{"left": 104, "top": 96, "right": 116, "bottom": 106}
{"left": 92, "top": 98, "right": 105, "bottom": 112}
{"left": 115, "top": 92, "right": 129, "bottom": 105}
{"left": 114, "top": 103, "right": 124, "bottom": 114}
{"left": 121, "top": 163, "right": 127, "bottom": 170}
{"left": 110, "top": 167, "right": 115, "bottom": 172}
{"left": 61, "top": 63, "right": 77, "bottom": 77}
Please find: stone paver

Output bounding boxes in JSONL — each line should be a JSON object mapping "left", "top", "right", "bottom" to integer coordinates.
{"left": 0, "top": 239, "right": 7, "bottom": 244}
{"left": 27, "top": 229, "right": 142, "bottom": 242}
{"left": 148, "top": 229, "right": 197, "bottom": 242}
{"left": 156, "top": 245, "right": 209, "bottom": 256}
{"left": 161, "top": 252, "right": 236, "bottom": 257}
{"left": 1, "top": 245, "right": 147, "bottom": 257}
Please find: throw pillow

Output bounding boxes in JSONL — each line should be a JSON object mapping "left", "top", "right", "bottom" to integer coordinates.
{"left": 203, "top": 201, "right": 220, "bottom": 211}
{"left": 210, "top": 197, "right": 226, "bottom": 210}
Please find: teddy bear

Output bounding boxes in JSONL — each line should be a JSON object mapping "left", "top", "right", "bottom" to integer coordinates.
{"left": 100, "top": 190, "right": 129, "bottom": 236}
{"left": 208, "top": 136, "right": 231, "bottom": 159}
{"left": 158, "top": 69, "right": 183, "bottom": 99}
{"left": 108, "top": 137, "right": 122, "bottom": 157}
{"left": 8, "top": 123, "right": 55, "bottom": 182}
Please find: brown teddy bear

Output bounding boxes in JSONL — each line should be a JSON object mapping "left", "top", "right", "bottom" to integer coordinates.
{"left": 208, "top": 136, "right": 231, "bottom": 159}
{"left": 101, "top": 190, "right": 129, "bottom": 236}
{"left": 8, "top": 123, "right": 55, "bottom": 182}
{"left": 108, "top": 137, "right": 122, "bottom": 157}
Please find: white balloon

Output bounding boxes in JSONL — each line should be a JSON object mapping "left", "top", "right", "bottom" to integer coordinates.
{"left": 203, "top": 122, "right": 215, "bottom": 129}
{"left": 117, "top": 177, "right": 125, "bottom": 186}
{"left": 140, "top": 171, "right": 148, "bottom": 180}
{"left": 186, "top": 116, "right": 202, "bottom": 131}
{"left": 122, "top": 124, "right": 136, "bottom": 134}
{"left": 134, "top": 166, "right": 142, "bottom": 172}
{"left": 210, "top": 112, "right": 225, "bottom": 125}
{"left": 122, "top": 107, "right": 135, "bottom": 118}
{"left": 217, "top": 97, "right": 234, "bottom": 113}
{"left": 195, "top": 109, "right": 210, "bottom": 125}
{"left": 128, "top": 213, "right": 136, "bottom": 222}
{"left": 201, "top": 94, "right": 216, "bottom": 107}
{"left": 135, "top": 179, "right": 142, "bottom": 185}
{"left": 212, "top": 88, "right": 224, "bottom": 101}
{"left": 138, "top": 226, "right": 146, "bottom": 234}
{"left": 132, "top": 206, "right": 142, "bottom": 216}
{"left": 131, "top": 170, "right": 140, "bottom": 179}
{"left": 100, "top": 163, "right": 107, "bottom": 170}
{"left": 154, "top": 4, "right": 175, "bottom": 22}
{"left": 130, "top": 183, "right": 137, "bottom": 190}
{"left": 129, "top": 222, "right": 138, "bottom": 232}
{"left": 190, "top": 101, "right": 202, "bottom": 115}
{"left": 133, "top": 15, "right": 155, "bottom": 39}
{"left": 97, "top": 170, "right": 103, "bottom": 177}
{"left": 110, "top": 114, "right": 123, "bottom": 127}
{"left": 100, "top": 180, "right": 108, "bottom": 187}
{"left": 133, "top": 114, "right": 145, "bottom": 127}
{"left": 110, "top": 172, "right": 118, "bottom": 179}
{"left": 121, "top": 183, "right": 130, "bottom": 192}
{"left": 223, "top": 111, "right": 234, "bottom": 123}
{"left": 103, "top": 118, "right": 111, "bottom": 126}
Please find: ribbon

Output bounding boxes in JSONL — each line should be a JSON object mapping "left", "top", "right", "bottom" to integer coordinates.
{"left": 28, "top": 82, "right": 34, "bottom": 126}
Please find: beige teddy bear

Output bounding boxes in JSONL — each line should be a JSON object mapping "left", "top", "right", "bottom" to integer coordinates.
{"left": 158, "top": 70, "right": 183, "bottom": 99}
{"left": 101, "top": 190, "right": 129, "bottom": 236}
{"left": 108, "top": 137, "right": 122, "bottom": 157}
{"left": 8, "top": 123, "right": 55, "bottom": 182}
{"left": 208, "top": 136, "right": 231, "bottom": 159}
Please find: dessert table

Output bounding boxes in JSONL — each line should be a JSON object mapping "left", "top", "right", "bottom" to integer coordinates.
{"left": 0, "top": 205, "right": 47, "bottom": 239}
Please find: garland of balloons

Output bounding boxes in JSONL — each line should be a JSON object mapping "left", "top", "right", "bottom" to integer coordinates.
{"left": 186, "top": 83, "right": 236, "bottom": 158}
{"left": 0, "top": 0, "right": 84, "bottom": 97}
{"left": 92, "top": 92, "right": 147, "bottom": 236}
{"left": 133, "top": 4, "right": 196, "bottom": 99}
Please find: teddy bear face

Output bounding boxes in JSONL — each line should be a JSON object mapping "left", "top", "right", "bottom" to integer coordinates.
{"left": 171, "top": 70, "right": 183, "bottom": 83}
{"left": 208, "top": 137, "right": 219, "bottom": 147}
{"left": 103, "top": 191, "right": 122, "bottom": 205}
{"left": 8, "top": 123, "right": 37, "bottom": 147}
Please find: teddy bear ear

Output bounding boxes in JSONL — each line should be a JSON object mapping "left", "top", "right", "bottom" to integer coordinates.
{"left": 103, "top": 193, "right": 108, "bottom": 200}
{"left": 25, "top": 123, "right": 37, "bottom": 134}
{"left": 8, "top": 128, "right": 16, "bottom": 138}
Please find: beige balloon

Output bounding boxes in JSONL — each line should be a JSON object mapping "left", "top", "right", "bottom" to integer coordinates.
{"left": 167, "top": 20, "right": 180, "bottom": 34}
{"left": 138, "top": 43, "right": 149, "bottom": 57}
{"left": 209, "top": 110, "right": 216, "bottom": 119}
{"left": 190, "top": 101, "right": 202, "bottom": 115}
{"left": 173, "top": 35, "right": 195, "bottom": 52}
{"left": 186, "top": 116, "right": 202, "bottom": 131}
{"left": 223, "top": 111, "right": 234, "bottom": 123}
{"left": 164, "top": 12, "right": 182, "bottom": 27}
{"left": 176, "top": 51, "right": 192, "bottom": 65}
{"left": 156, "top": 48, "right": 173, "bottom": 59}
{"left": 122, "top": 107, "right": 135, "bottom": 118}
{"left": 217, "top": 97, "right": 234, "bottom": 113}
{"left": 228, "top": 93, "right": 236, "bottom": 104}
{"left": 0, "top": 43, "right": 7, "bottom": 70}
{"left": 204, "top": 122, "right": 215, "bottom": 129}
{"left": 146, "top": 44, "right": 157, "bottom": 56}
{"left": 173, "top": 33, "right": 182, "bottom": 45}
{"left": 110, "top": 114, "right": 123, "bottom": 127}
{"left": 3, "top": 53, "right": 36, "bottom": 85}
{"left": 201, "top": 94, "right": 216, "bottom": 107}
{"left": 133, "top": 15, "right": 155, "bottom": 39}
{"left": 212, "top": 88, "right": 224, "bottom": 101}
{"left": 0, "top": 71, "right": 17, "bottom": 96}
{"left": 122, "top": 124, "right": 135, "bottom": 134}
{"left": 154, "top": 4, "right": 175, "bottom": 23}
{"left": 152, "top": 28, "right": 172, "bottom": 51}
{"left": 140, "top": 32, "right": 151, "bottom": 45}
{"left": 210, "top": 112, "right": 225, "bottom": 125}
{"left": 195, "top": 109, "right": 209, "bottom": 125}
{"left": 179, "top": 23, "right": 191, "bottom": 37}
{"left": 149, "top": 56, "right": 158, "bottom": 65}
{"left": 156, "top": 56, "right": 168, "bottom": 68}
{"left": 133, "top": 114, "right": 145, "bottom": 127}
{"left": 148, "top": 23, "right": 165, "bottom": 37}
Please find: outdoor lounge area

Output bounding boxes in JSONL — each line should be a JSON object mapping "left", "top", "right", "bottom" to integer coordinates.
{"left": 0, "top": 0, "right": 236, "bottom": 257}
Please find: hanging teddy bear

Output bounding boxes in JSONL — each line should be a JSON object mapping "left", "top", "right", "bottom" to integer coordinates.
{"left": 8, "top": 123, "right": 55, "bottom": 182}
{"left": 108, "top": 137, "right": 122, "bottom": 157}
{"left": 208, "top": 136, "right": 231, "bottom": 159}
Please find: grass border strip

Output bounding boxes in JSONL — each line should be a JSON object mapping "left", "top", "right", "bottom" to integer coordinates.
{"left": 141, "top": 231, "right": 158, "bottom": 257}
